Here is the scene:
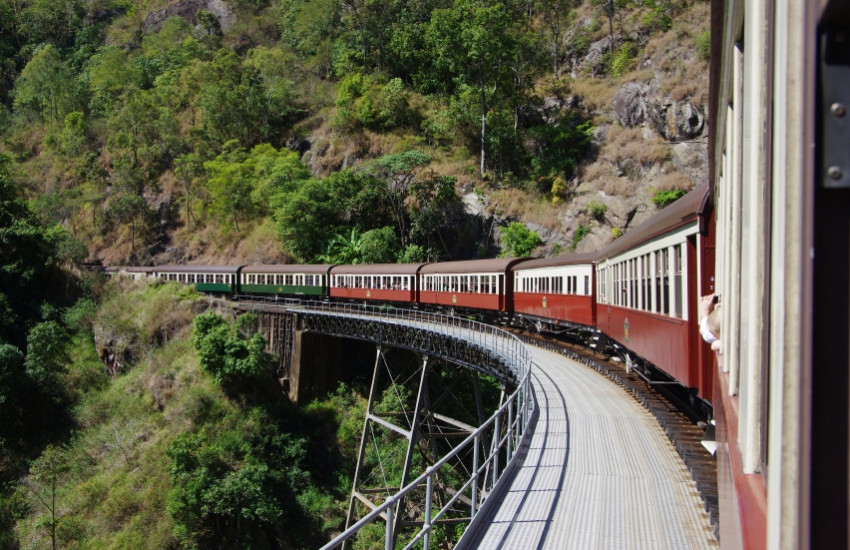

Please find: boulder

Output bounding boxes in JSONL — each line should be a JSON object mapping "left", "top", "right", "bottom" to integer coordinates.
{"left": 649, "top": 101, "right": 705, "bottom": 141}
{"left": 613, "top": 83, "right": 651, "bottom": 128}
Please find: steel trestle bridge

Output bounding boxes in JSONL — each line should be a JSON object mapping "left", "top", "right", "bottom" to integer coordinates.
{"left": 237, "top": 298, "right": 717, "bottom": 549}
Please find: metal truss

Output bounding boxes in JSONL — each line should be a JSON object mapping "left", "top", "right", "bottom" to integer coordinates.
{"left": 298, "top": 312, "right": 518, "bottom": 387}
{"left": 342, "top": 346, "right": 503, "bottom": 548}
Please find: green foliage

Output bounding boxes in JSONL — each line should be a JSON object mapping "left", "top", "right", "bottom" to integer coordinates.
{"left": 608, "top": 42, "right": 637, "bottom": 77}
{"left": 24, "top": 321, "right": 70, "bottom": 395}
{"left": 166, "top": 407, "right": 312, "bottom": 548}
{"left": 0, "top": 154, "right": 68, "bottom": 348}
{"left": 652, "top": 188, "right": 687, "bottom": 208}
{"left": 499, "top": 222, "right": 541, "bottom": 258}
{"left": 193, "top": 312, "right": 273, "bottom": 391}
{"left": 640, "top": 0, "right": 673, "bottom": 32}
{"left": 529, "top": 113, "right": 595, "bottom": 192}
{"left": 695, "top": 29, "right": 711, "bottom": 61}
{"left": 586, "top": 200, "right": 607, "bottom": 220}
{"left": 274, "top": 168, "right": 391, "bottom": 262}
{"left": 611, "top": 227, "right": 623, "bottom": 238}
{"left": 570, "top": 223, "right": 591, "bottom": 251}
{"left": 361, "top": 226, "right": 400, "bottom": 263}
{"left": 23, "top": 444, "right": 70, "bottom": 550}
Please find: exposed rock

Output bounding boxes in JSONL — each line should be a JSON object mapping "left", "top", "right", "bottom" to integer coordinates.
{"left": 143, "top": 0, "right": 233, "bottom": 34}
{"left": 286, "top": 137, "right": 312, "bottom": 157}
{"left": 671, "top": 142, "right": 709, "bottom": 185}
{"left": 540, "top": 95, "right": 587, "bottom": 124}
{"left": 613, "top": 83, "right": 651, "bottom": 128}
{"left": 576, "top": 37, "right": 613, "bottom": 78}
{"left": 649, "top": 101, "right": 705, "bottom": 141}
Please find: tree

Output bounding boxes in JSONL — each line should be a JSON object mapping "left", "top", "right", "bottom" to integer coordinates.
{"left": 426, "top": 0, "right": 520, "bottom": 176}
{"left": 24, "top": 321, "right": 69, "bottom": 403}
{"left": 0, "top": 343, "right": 25, "bottom": 438}
{"left": 537, "top": 0, "right": 578, "bottom": 78}
{"left": 204, "top": 141, "right": 256, "bottom": 230}
{"left": 370, "top": 150, "right": 430, "bottom": 249}
{"left": 23, "top": 445, "right": 69, "bottom": 550}
{"left": 0, "top": 154, "right": 63, "bottom": 349}
{"left": 166, "top": 411, "right": 310, "bottom": 548}
{"left": 12, "top": 43, "right": 75, "bottom": 121}
{"left": 317, "top": 227, "right": 365, "bottom": 264}
{"left": 360, "top": 226, "right": 400, "bottom": 263}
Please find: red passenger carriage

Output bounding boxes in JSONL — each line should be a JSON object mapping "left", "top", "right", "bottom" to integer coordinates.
{"left": 594, "top": 184, "right": 714, "bottom": 399}
{"left": 329, "top": 263, "right": 424, "bottom": 304}
{"left": 418, "top": 258, "right": 526, "bottom": 313}
{"left": 511, "top": 252, "right": 597, "bottom": 329}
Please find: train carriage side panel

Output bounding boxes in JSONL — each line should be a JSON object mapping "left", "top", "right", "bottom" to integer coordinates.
{"left": 241, "top": 264, "right": 332, "bottom": 297}
{"left": 153, "top": 265, "right": 242, "bottom": 294}
{"left": 329, "top": 263, "right": 424, "bottom": 304}
{"left": 512, "top": 253, "right": 597, "bottom": 327}
{"left": 419, "top": 258, "right": 528, "bottom": 313}
{"left": 594, "top": 184, "right": 709, "bottom": 393}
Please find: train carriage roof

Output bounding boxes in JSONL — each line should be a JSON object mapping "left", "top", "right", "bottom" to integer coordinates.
{"left": 420, "top": 258, "right": 528, "bottom": 274}
{"left": 106, "top": 266, "right": 155, "bottom": 273}
{"left": 595, "top": 183, "right": 710, "bottom": 261}
{"left": 330, "top": 263, "right": 426, "bottom": 275}
{"left": 153, "top": 265, "right": 243, "bottom": 273}
{"left": 241, "top": 264, "right": 332, "bottom": 274}
{"left": 511, "top": 252, "right": 598, "bottom": 271}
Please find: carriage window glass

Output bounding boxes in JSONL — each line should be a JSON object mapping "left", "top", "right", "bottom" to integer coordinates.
{"left": 660, "top": 248, "right": 670, "bottom": 315}
{"left": 674, "top": 244, "right": 683, "bottom": 318}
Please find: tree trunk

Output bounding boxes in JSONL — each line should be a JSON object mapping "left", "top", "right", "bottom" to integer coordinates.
{"left": 480, "top": 83, "right": 487, "bottom": 177}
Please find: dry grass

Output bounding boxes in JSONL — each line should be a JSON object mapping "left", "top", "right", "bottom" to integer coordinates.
{"left": 651, "top": 171, "right": 693, "bottom": 192}
{"left": 569, "top": 78, "right": 619, "bottom": 113}
{"left": 604, "top": 126, "right": 670, "bottom": 166}
{"left": 488, "top": 188, "right": 563, "bottom": 231}
{"left": 597, "top": 175, "right": 637, "bottom": 198}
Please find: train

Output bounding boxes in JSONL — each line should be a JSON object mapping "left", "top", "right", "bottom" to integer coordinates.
{"left": 108, "top": 0, "right": 849, "bottom": 545}
{"left": 108, "top": 182, "right": 717, "bottom": 420}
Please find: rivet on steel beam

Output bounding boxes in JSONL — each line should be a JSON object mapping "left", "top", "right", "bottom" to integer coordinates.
{"left": 828, "top": 166, "right": 844, "bottom": 180}
{"left": 832, "top": 103, "right": 847, "bottom": 117}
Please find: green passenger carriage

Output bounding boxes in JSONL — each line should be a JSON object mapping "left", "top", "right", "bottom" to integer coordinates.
{"left": 152, "top": 265, "right": 242, "bottom": 294}
{"left": 240, "top": 264, "right": 332, "bottom": 297}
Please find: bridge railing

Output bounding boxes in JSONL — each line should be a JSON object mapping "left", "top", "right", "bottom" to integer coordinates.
{"left": 235, "top": 296, "right": 535, "bottom": 549}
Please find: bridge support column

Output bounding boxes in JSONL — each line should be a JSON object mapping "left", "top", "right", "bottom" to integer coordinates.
{"left": 343, "top": 346, "right": 494, "bottom": 548}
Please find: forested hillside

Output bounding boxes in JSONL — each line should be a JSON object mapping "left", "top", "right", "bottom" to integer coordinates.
{"left": 0, "top": 0, "right": 710, "bottom": 547}
{"left": 0, "top": 0, "right": 709, "bottom": 265}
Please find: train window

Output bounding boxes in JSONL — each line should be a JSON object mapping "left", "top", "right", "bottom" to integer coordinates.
{"left": 673, "top": 245, "right": 683, "bottom": 319}
{"left": 584, "top": 275, "right": 589, "bottom": 296}
{"left": 658, "top": 248, "right": 670, "bottom": 315}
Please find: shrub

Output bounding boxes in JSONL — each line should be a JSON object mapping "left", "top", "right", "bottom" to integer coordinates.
{"left": 652, "top": 189, "right": 687, "bottom": 208}
{"left": 570, "top": 223, "right": 591, "bottom": 251}
{"left": 499, "top": 222, "right": 542, "bottom": 258}
{"left": 586, "top": 200, "right": 607, "bottom": 220}
{"left": 608, "top": 43, "right": 637, "bottom": 78}
{"left": 695, "top": 29, "right": 711, "bottom": 61}
{"left": 193, "top": 313, "right": 273, "bottom": 392}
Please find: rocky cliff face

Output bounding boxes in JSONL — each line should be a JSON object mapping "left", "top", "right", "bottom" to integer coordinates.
{"left": 143, "top": 0, "right": 233, "bottom": 33}
{"left": 485, "top": 3, "right": 711, "bottom": 257}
